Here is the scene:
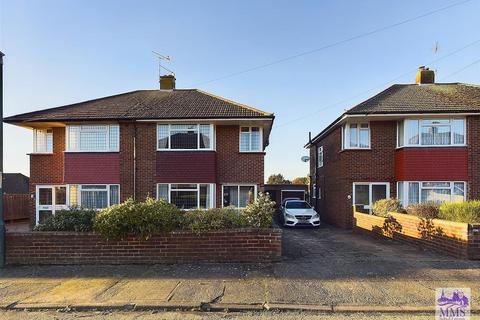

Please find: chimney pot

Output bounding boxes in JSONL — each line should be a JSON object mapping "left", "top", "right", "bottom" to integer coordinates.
{"left": 160, "top": 75, "right": 176, "bottom": 90}
{"left": 415, "top": 66, "right": 435, "bottom": 84}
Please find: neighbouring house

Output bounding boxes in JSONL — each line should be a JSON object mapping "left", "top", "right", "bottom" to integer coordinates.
{"left": 306, "top": 67, "right": 480, "bottom": 229}
{"left": 3, "top": 173, "right": 29, "bottom": 194}
{"left": 5, "top": 75, "right": 274, "bottom": 227}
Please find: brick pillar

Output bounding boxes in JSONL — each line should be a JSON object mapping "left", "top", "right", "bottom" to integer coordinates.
{"left": 468, "top": 116, "right": 480, "bottom": 200}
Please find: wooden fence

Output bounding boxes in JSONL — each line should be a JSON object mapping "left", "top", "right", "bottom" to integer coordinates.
{"left": 3, "top": 194, "right": 30, "bottom": 221}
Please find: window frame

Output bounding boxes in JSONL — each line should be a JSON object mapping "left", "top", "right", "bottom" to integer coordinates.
{"left": 239, "top": 126, "right": 263, "bottom": 153}
{"left": 33, "top": 128, "right": 53, "bottom": 153}
{"left": 396, "top": 117, "right": 466, "bottom": 148}
{"left": 397, "top": 181, "right": 466, "bottom": 207}
{"left": 221, "top": 184, "right": 258, "bottom": 208}
{"left": 342, "top": 123, "right": 371, "bottom": 150}
{"left": 156, "top": 124, "right": 215, "bottom": 151}
{"left": 352, "top": 182, "right": 390, "bottom": 213}
{"left": 317, "top": 146, "right": 324, "bottom": 168}
{"left": 66, "top": 124, "right": 120, "bottom": 152}
{"left": 156, "top": 183, "right": 215, "bottom": 209}
{"left": 69, "top": 184, "right": 120, "bottom": 209}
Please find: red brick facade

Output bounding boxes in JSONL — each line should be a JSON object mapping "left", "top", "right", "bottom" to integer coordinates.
{"left": 310, "top": 118, "right": 480, "bottom": 229}
{"left": 6, "top": 228, "right": 282, "bottom": 265}
{"left": 28, "top": 122, "right": 266, "bottom": 226}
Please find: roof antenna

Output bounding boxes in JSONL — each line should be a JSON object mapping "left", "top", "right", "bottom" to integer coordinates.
{"left": 432, "top": 41, "right": 440, "bottom": 75}
{"left": 152, "top": 51, "right": 175, "bottom": 77}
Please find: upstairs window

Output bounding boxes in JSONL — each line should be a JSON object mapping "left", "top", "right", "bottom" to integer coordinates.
{"left": 397, "top": 118, "right": 465, "bottom": 147}
{"left": 66, "top": 125, "right": 119, "bottom": 152}
{"left": 317, "top": 146, "right": 324, "bottom": 167}
{"left": 343, "top": 123, "right": 370, "bottom": 149}
{"left": 157, "top": 124, "right": 214, "bottom": 150}
{"left": 240, "top": 127, "right": 262, "bottom": 152}
{"left": 33, "top": 128, "right": 53, "bottom": 153}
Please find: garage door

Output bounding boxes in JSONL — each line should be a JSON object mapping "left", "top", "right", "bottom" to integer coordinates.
{"left": 281, "top": 190, "right": 305, "bottom": 203}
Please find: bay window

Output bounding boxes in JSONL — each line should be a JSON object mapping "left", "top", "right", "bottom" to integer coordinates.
{"left": 68, "top": 184, "right": 120, "bottom": 209}
{"left": 156, "top": 183, "right": 214, "bottom": 209}
{"left": 240, "top": 127, "right": 262, "bottom": 152}
{"left": 33, "top": 128, "right": 53, "bottom": 153}
{"left": 397, "top": 181, "right": 465, "bottom": 207}
{"left": 157, "top": 124, "right": 214, "bottom": 150}
{"left": 397, "top": 118, "right": 465, "bottom": 147}
{"left": 66, "top": 124, "right": 119, "bottom": 152}
{"left": 343, "top": 123, "right": 370, "bottom": 149}
{"left": 222, "top": 185, "right": 257, "bottom": 208}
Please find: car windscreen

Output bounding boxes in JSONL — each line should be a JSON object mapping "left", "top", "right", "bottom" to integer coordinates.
{"left": 285, "top": 201, "right": 311, "bottom": 209}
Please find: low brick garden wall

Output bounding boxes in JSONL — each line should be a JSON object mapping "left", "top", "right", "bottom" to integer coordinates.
{"left": 6, "top": 228, "right": 282, "bottom": 265}
{"left": 354, "top": 211, "right": 480, "bottom": 259}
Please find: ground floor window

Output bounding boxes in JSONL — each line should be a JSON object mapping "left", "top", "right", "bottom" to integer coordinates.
{"left": 222, "top": 184, "right": 257, "bottom": 208}
{"left": 156, "top": 183, "right": 215, "bottom": 209}
{"left": 397, "top": 181, "right": 466, "bottom": 207}
{"left": 36, "top": 184, "right": 120, "bottom": 224}
{"left": 353, "top": 182, "right": 390, "bottom": 213}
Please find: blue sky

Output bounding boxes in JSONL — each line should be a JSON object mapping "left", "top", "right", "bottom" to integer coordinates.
{"left": 1, "top": 0, "right": 479, "bottom": 180}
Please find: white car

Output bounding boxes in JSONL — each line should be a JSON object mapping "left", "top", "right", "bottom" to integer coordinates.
{"left": 281, "top": 200, "right": 321, "bottom": 227}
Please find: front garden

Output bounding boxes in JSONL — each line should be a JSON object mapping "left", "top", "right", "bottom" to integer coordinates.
{"left": 354, "top": 199, "right": 480, "bottom": 259}
{"left": 6, "top": 193, "right": 282, "bottom": 265}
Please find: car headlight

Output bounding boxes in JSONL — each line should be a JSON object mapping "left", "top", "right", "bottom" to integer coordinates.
{"left": 285, "top": 213, "right": 295, "bottom": 219}
{"left": 312, "top": 212, "right": 319, "bottom": 218}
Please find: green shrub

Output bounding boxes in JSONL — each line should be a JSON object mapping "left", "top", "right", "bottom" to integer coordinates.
{"left": 34, "top": 207, "right": 96, "bottom": 232}
{"left": 407, "top": 202, "right": 439, "bottom": 219}
{"left": 181, "top": 207, "right": 247, "bottom": 234}
{"left": 242, "top": 192, "right": 276, "bottom": 228}
{"left": 372, "top": 198, "right": 403, "bottom": 217}
{"left": 93, "top": 198, "right": 181, "bottom": 240}
{"left": 439, "top": 201, "right": 480, "bottom": 223}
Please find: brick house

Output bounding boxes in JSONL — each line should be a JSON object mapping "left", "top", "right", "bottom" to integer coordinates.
{"left": 5, "top": 75, "right": 274, "bottom": 227}
{"left": 306, "top": 67, "right": 480, "bottom": 229}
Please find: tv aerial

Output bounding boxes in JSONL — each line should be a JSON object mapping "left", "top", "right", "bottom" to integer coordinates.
{"left": 152, "top": 51, "right": 175, "bottom": 77}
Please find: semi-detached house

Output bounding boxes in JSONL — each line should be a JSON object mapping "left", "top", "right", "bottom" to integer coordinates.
{"left": 306, "top": 67, "right": 480, "bottom": 229}
{"left": 5, "top": 75, "right": 274, "bottom": 227}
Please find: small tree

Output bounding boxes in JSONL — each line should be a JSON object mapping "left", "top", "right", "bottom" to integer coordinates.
{"left": 291, "top": 176, "right": 308, "bottom": 185}
{"left": 267, "top": 173, "right": 291, "bottom": 185}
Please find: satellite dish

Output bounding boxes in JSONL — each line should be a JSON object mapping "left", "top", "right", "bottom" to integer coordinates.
{"left": 301, "top": 156, "right": 310, "bottom": 162}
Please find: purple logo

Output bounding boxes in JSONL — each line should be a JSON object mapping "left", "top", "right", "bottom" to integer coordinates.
{"left": 436, "top": 288, "right": 470, "bottom": 320}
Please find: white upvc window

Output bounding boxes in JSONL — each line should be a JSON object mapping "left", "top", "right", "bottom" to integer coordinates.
{"left": 68, "top": 184, "right": 120, "bottom": 209}
{"left": 397, "top": 181, "right": 465, "bottom": 207}
{"left": 33, "top": 128, "right": 53, "bottom": 153}
{"left": 397, "top": 118, "right": 465, "bottom": 147}
{"left": 353, "top": 182, "right": 390, "bottom": 213}
{"left": 342, "top": 123, "right": 370, "bottom": 149}
{"left": 239, "top": 126, "right": 262, "bottom": 152}
{"left": 317, "top": 146, "right": 324, "bottom": 168}
{"left": 66, "top": 124, "right": 119, "bottom": 152}
{"left": 157, "top": 124, "right": 214, "bottom": 151}
{"left": 156, "top": 183, "right": 215, "bottom": 209}
{"left": 222, "top": 184, "right": 257, "bottom": 208}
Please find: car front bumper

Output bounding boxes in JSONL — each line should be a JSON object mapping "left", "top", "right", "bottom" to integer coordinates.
{"left": 284, "top": 215, "right": 321, "bottom": 227}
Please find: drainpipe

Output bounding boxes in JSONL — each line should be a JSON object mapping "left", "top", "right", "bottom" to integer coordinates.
{"left": 0, "top": 51, "right": 5, "bottom": 268}
{"left": 133, "top": 124, "right": 137, "bottom": 201}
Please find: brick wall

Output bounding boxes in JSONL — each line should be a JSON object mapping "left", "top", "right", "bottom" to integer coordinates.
{"left": 215, "top": 125, "right": 265, "bottom": 207}
{"left": 354, "top": 211, "right": 480, "bottom": 260}
{"left": 135, "top": 123, "right": 157, "bottom": 200}
{"left": 468, "top": 116, "right": 480, "bottom": 200}
{"left": 6, "top": 228, "right": 282, "bottom": 265}
{"left": 311, "top": 121, "right": 396, "bottom": 229}
{"left": 119, "top": 122, "right": 135, "bottom": 202}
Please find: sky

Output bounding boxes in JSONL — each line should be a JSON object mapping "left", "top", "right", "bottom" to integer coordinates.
{"left": 1, "top": 0, "right": 480, "bottom": 181}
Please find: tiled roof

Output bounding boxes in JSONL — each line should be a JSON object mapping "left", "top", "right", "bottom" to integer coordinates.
{"left": 346, "top": 83, "right": 480, "bottom": 114}
{"left": 4, "top": 89, "right": 273, "bottom": 123}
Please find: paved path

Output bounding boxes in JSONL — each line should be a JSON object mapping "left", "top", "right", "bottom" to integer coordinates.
{"left": 0, "top": 226, "right": 478, "bottom": 313}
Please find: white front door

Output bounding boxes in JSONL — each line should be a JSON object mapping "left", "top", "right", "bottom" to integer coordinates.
{"left": 353, "top": 183, "right": 390, "bottom": 213}
{"left": 36, "top": 186, "right": 68, "bottom": 224}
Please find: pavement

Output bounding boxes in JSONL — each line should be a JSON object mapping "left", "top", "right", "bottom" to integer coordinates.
{"left": 0, "top": 225, "right": 479, "bottom": 315}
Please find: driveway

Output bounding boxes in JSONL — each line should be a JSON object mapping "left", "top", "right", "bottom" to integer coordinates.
{"left": 0, "top": 225, "right": 478, "bottom": 313}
